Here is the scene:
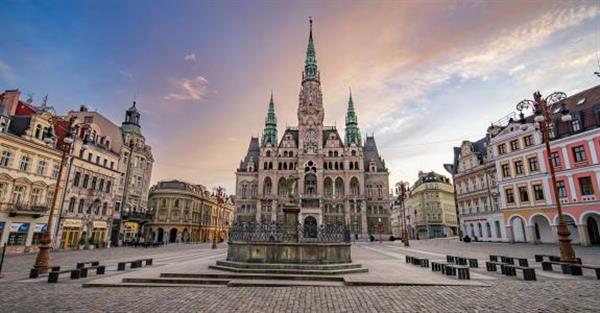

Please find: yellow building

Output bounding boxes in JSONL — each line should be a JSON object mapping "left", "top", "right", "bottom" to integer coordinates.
{"left": 147, "top": 180, "right": 235, "bottom": 243}
{"left": 0, "top": 90, "right": 64, "bottom": 254}
{"left": 406, "top": 171, "right": 457, "bottom": 239}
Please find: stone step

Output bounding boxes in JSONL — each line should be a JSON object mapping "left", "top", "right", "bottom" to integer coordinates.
{"left": 216, "top": 260, "right": 363, "bottom": 270}
{"left": 122, "top": 277, "right": 230, "bottom": 285}
{"left": 209, "top": 264, "right": 368, "bottom": 275}
{"left": 83, "top": 282, "right": 225, "bottom": 288}
{"left": 160, "top": 272, "right": 345, "bottom": 282}
{"left": 226, "top": 279, "right": 346, "bottom": 287}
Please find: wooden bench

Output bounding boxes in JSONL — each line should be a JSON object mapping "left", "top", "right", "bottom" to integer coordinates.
{"left": 29, "top": 266, "right": 61, "bottom": 279}
{"left": 502, "top": 264, "right": 536, "bottom": 281}
{"left": 76, "top": 261, "right": 100, "bottom": 269}
{"left": 542, "top": 261, "right": 600, "bottom": 279}
{"left": 448, "top": 255, "right": 478, "bottom": 268}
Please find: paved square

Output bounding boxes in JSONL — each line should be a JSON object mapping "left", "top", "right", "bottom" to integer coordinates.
{"left": 1, "top": 240, "right": 599, "bottom": 312}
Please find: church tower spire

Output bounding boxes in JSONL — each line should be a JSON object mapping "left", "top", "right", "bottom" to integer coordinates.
{"left": 345, "top": 88, "right": 361, "bottom": 146}
{"left": 303, "top": 17, "right": 319, "bottom": 82}
{"left": 261, "top": 91, "right": 278, "bottom": 146}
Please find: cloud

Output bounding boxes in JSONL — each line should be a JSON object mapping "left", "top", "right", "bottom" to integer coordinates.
{"left": 184, "top": 53, "right": 196, "bottom": 62}
{"left": 0, "top": 60, "right": 14, "bottom": 82}
{"left": 118, "top": 69, "right": 133, "bottom": 79}
{"left": 164, "top": 75, "right": 208, "bottom": 101}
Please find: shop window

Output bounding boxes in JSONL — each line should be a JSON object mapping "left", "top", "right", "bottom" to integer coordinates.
{"left": 7, "top": 223, "right": 29, "bottom": 246}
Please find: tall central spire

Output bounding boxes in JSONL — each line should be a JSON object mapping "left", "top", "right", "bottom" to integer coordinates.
{"left": 345, "top": 88, "right": 361, "bottom": 146}
{"left": 262, "top": 91, "right": 278, "bottom": 147}
{"left": 303, "top": 17, "right": 319, "bottom": 82}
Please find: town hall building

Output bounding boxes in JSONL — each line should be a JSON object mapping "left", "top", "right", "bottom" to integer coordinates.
{"left": 235, "top": 20, "right": 391, "bottom": 238}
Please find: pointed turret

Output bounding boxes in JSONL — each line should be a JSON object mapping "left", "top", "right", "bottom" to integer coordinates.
{"left": 303, "top": 17, "right": 319, "bottom": 82}
{"left": 122, "top": 100, "right": 141, "bottom": 134}
{"left": 261, "top": 91, "right": 278, "bottom": 146}
{"left": 345, "top": 89, "right": 361, "bottom": 146}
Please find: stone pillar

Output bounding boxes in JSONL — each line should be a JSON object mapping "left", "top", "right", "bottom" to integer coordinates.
{"left": 526, "top": 225, "right": 537, "bottom": 244}
{"left": 551, "top": 225, "right": 559, "bottom": 243}
{"left": 255, "top": 200, "right": 261, "bottom": 222}
{"left": 361, "top": 201, "right": 368, "bottom": 238}
{"left": 271, "top": 199, "right": 278, "bottom": 222}
{"left": 505, "top": 225, "right": 514, "bottom": 243}
{"left": 578, "top": 224, "right": 591, "bottom": 247}
{"left": 344, "top": 199, "right": 351, "bottom": 226}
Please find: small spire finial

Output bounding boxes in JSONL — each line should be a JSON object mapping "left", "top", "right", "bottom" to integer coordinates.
{"left": 309, "top": 16, "right": 313, "bottom": 37}
{"left": 133, "top": 95, "right": 137, "bottom": 107}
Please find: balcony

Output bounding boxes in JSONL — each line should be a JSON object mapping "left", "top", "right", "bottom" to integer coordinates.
{"left": 2, "top": 202, "right": 50, "bottom": 217}
{"left": 121, "top": 210, "right": 154, "bottom": 223}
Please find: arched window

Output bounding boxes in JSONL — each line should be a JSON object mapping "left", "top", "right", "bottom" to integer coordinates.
{"left": 335, "top": 177, "right": 344, "bottom": 198}
{"left": 350, "top": 177, "right": 360, "bottom": 196}
{"left": 68, "top": 197, "right": 76, "bottom": 212}
{"left": 354, "top": 161, "right": 359, "bottom": 170}
{"left": 266, "top": 151, "right": 271, "bottom": 157}
{"left": 263, "top": 177, "right": 272, "bottom": 195}
{"left": 35, "top": 124, "right": 42, "bottom": 139}
{"left": 268, "top": 162, "right": 273, "bottom": 170}
{"left": 241, "top": 183, "right": 248, "bottom": 198}
{"left": 324, "top": 177, "right": 333, "bottom": 197}
{"left": 324, "top": 162, "right": 328, "bottom": 170}
{"left": 289, "top": 162, "right": 294, "bottom": 170}
{"left": 328, "top": 151, "right": 333, "bottom": 157}
{"left": 283, "top": 162, "right": 287, "bottom": 170}
{"left": 304, "top": 174, "right": 317, "bottom": 195}
{"left": 102, "top": 202, "right": 108, "bottom": 215}
{"left": 349, "top": 162, "right": 354, "bottom": 170}
{"left": 340, "top": 162, "right": 344, "bottom": 170}
{"left": 250, "top": 183, "right": 257, "bottom": 196}
{"left": 278, "top": 178, "right": 287, "bottom": 196}
{"left": 334, "top": 151, "right": 339, "bottom": 157}
{"left": 283, "top": 151, "right": 288, "bottom": 157}
{"left": 335, "top": 162, "right": 339, "bottom": 170}
{"left": 351, "top": 150, "right": 356, "bottom": 156}
{"left": 263, "top": 162, "right": 268, "bottom": 170}
{"left": 278, "top": 162, "right": 282, "bottom": 170}
{"left": 78, "top": 199, "right": 85, "bottom": 213}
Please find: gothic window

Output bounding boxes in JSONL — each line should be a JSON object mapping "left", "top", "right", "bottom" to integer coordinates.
{"left": 328, "top": 151, "right": 333, "bottom": 157}
{"left": 289, "top": 162, "right": 294, "bottom": 170}
{"left": 68, "top": 197, "right": 76, "bottom": 212}
{"left": 349, "top": 162, "right": 354, "bottom": 170}
{"left": 334, "top": 151, "right": 339, "bottom": 157}
{"left": 351, "top": 150, "right": 356, "bottom": 156}
{"left": 250, "top": 183, "right": 257, "bottom": 197}
{"left": 263, "top": 177, "right": 272, "bottom": 195}
{"left": 304, "top": 174, "right": 317, "bottom": 195}
{"left": 278, "top": 178, "right": 287, "bottom": 196}
{"left": 354, "top": 161, "right": 359, "bottom": 170}
{"left": 340, "top": 162, "right": 344, "bottom": 170}
{"left": 268, "top": 162, "right": 273, "bottom": 170}
{"left": 335, "top": 177, "right": 344, "bottom": 198}
{"left": 283, "top": 151, "right": 288, "bottom": 157}
{"left": 241, "top": 183, "right": 248, "bottom": 198}
{"left": 278, "top": 163, "right": 282, "bottom": 170}
{"left": 263, "top": 162, "right": 268, "bottom": 170}
{"left": 334, "top": 162, "right": 339, "bottom": 170}
{"left": 350, "top": 177, "right": 360, "bottom": 196}
{"left": 283, "top": 163, "right": 287, "bottom": 170}
{"left": 324, "top": 177, "right": 333, "bottom": 197}
{"left": 266, "top": 151, "right": 271, "bottom": 157}
{"left": 328, "top": 162, "right": 332, "bottom": 169}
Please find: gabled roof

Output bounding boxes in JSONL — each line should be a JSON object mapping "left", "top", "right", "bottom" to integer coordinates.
{"left": 278, "top": 128, "right": 298, "bottom": 147}
{"left": 322, "top": 128, "right": 342, "bottom": 145}
{"left": 363, "top": 135, "right": 387, "bottom": 172}
{"left": 238, "top": 137, "right": 260, "bottom": 172}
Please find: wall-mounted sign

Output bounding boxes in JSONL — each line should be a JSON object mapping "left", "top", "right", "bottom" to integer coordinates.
{"left": 10, "top": 222, "right": 30, "bottom": 232}
{"left": 34, "top": 223, "right": 48, "bottom": 233}
{"left": 92, "top": 221, "right": 107, "bottom": 228}
{"left": 63, "top": 219, "right": 82, "bottom": 227}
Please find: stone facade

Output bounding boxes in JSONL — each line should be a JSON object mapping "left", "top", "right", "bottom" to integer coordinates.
{"left": 0, "top": 90, "right": 62, "bottom": 254}
{"left": 445, "top": 136, "right": 503, "bottom": 242}
{"left": 147, "top": 180, "right": 235, "bottom": 243}
{"left": 235, "top": 21, "right": 391, "bottom": 238}
{"left": 405, "top": 171, "right": 457, "bottom": 239}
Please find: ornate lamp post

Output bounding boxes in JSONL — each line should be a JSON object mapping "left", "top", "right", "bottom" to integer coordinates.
{"left": 516, "top": 91, "right": 577, "bottom": 263}
{"left": 33, "top": 117, "right": 80, "bottom": 273}
{"left": 212, "top": 186, "right": 225, "bottom": 249}
{"left": 397, "top": 182, "right": 410, "bottom": 247}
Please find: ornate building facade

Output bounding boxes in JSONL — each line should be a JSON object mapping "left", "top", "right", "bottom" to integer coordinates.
{"left": 235, "top": 20, "right": 391, "bottom": 237}
{"left": 147, "top": 180, "right": 235, "bottom": 243}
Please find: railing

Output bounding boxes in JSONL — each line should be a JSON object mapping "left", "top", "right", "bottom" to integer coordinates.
{"left": 2, "top": 202, "right": 50, "bottom": 213}
{"left": 229, "top": 221, "right": 351, "bottom": 243}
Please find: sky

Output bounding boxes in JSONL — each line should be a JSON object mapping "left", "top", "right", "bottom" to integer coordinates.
{"left": 1, "top": 0, "right": 600, "bottom": 194}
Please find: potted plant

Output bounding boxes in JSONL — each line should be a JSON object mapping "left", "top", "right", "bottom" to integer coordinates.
{"left": 88, "top": 237, "right": 95, "bottom": 250}
{"left": 78, "top": 237, "right": 86, "bottom": 250}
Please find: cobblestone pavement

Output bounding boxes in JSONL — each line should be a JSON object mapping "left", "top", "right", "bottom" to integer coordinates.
{"left": 0, "top": 240, "right": 599, "bottom": 312}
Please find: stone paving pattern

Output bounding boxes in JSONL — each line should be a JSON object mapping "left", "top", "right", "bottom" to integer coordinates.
{"left": 0, "top": 240, "right": 599, "bottom": 312}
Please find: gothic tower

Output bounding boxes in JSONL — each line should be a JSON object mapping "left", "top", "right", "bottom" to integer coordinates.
{"left": 298, "top": 17, "right": 324, "bottom": 155}
{"left": 345, "top": 89, "right": 361, "bottom": 146}
{"left": 261, "top": 92, "right": 278, "bottom": 147}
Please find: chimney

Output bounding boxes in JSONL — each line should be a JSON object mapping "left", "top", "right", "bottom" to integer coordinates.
{"left": 2, "top": 89, "right": 21, "bottom": 116}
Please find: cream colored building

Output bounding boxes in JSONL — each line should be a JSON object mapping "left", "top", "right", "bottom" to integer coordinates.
{"left": 54, "top": 106, "right": 121, "bottom": 249}
{"left": 147, "top": 180, "right": 235, "bottom": 243}
{"left": 406, "top": 171, "right": 457, "bottom": 239}
{"left": 0, "top": 90, "right": 63, "bottom": 254}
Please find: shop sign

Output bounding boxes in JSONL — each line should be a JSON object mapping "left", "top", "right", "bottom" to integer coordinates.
{"left": 10, "top": 222, "right": 30, "bottom": 232}
{"left": 0, "top": 221, "right": 5, "bottom": 231}
{"left": 63, "top": 219, "right": 82, "bottom": 227}
{"left": 92, "top": 221, "right": 107, "bottom": 228}
{"left": 34, "top": 223, "right": 48, "bottom": 233}
{"left": 124, "top": 222, "right": 138, "bottom": 231}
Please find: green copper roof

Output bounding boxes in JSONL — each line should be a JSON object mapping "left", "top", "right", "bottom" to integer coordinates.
{"left": 345, "top": 89, "right": 361, "bottom": 146}
{"left": 303, "top": 18, "right": 318, "bottom": 81}
{"left": 262, "top": 91, "right": 278, "bottom": 146}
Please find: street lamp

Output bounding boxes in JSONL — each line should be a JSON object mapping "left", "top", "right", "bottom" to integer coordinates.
{"left": 33, "top": 117, "right": 75, "bottom": 273}
{"left": 396, "top": 181, "right": 410, "bottom": 247}
{"left": 516, "top": 91, "right": 577, "bottom": 263}
{"left": 212, "top": 186, "right": 225, "bottom": 249}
